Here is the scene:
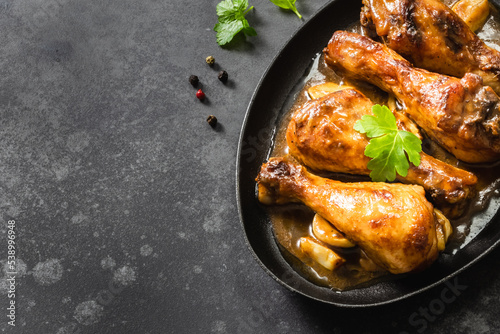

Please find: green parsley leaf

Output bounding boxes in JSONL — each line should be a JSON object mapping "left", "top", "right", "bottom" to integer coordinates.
{"left": 354, "top": 105, "right": 422, "bottom": 182}
{"left": 269, "top": 0, "right": 302, "bottom": 19}
{"left": 214, "top": 0, "right": 256, "bottom": 46}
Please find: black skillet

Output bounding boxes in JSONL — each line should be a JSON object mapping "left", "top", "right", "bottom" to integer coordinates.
{"left": 236, "top": 0, "right": 500, "bottom": 307}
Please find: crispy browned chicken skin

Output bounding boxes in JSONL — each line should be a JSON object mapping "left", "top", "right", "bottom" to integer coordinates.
{"left": 324, "top": 31, "right": 500, "bottom": 163}
{"left": 287, "top": 88, "right": 477, "bottom": 216}
{"left": 360, "top": 0, "right": 500, "bottom": 94}
{"left": 256, "top": 157, "right": 439, "bottom": 274}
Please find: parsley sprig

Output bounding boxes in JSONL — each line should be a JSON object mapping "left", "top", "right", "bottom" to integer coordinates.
{"left": 354, "top": 105, "right": 422, "bottom": 182}
{"left": 269, "top": 0, "right": 302, "bottom": 19}
{"left": 214, "top": 0, "right": 257, "bottom": 46}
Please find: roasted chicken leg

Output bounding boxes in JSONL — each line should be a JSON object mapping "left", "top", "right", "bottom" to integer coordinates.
{"left": 256, "top": 157, "right": 440, "bottom": 274}
{"left": 360, "top": 0, "right": 500, "bottom": 94}
{"left": 324, "top": 31, "right": 500, "bottom": 163}
{"left": 287, "top": 88, "right": 477, "bottom": 216}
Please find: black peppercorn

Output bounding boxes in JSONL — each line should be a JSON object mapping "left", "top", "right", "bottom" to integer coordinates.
{"left": 207, "top": 115, "right": 217, "bottom": 128}
{"left": 218, "top": 70, "right": 228, "bottom": 83}
{"left": 189, "top": 75, "right": 199, "bottom": 86}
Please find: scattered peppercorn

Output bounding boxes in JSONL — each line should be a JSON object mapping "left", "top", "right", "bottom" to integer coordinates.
{"left": 206, "top": 56, "right": 215, "bottom": 66}
{"left": 196, "top": 89, "right": 206, "bottom": 100}
{"left": 207, "top": 115, "right": 218, "bottom": 128}
{"left": 218, "top": 70, "right": 228, "bottom": 83}
{"left": 189, "top": 75, "right": 199, "bottom": 86}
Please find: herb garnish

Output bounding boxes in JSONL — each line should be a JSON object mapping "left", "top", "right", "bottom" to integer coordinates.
{"left": 269, "top": 0, "right": 302, "bottom": 19}
{"left": 354, "top": 105, "right": 422, "bottom": 182}
{"left": 214, "top": 0, "right": 257, "bottom": 46}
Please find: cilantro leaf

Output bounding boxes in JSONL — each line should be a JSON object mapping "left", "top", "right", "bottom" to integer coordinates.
{"left": 354, "top": 104, "right": 398, "bottom": 137}
{"left": 354, "top": 105, "right": 422, "bottom": 182}
{"left": 269, "top": 0, "right": 302, "bottom": 19}
{"left": 214, "top": 20, "right": 244, "bottom": 46}
{"left": 241, "top": 19, "right": 257, "bottom": 36}
{"left": 214, "top": 0, "right": 256, "bottom": 46}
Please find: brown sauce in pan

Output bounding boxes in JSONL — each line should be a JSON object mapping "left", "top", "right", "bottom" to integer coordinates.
{"left": 265, "top": 6, "right": 500, "bottom": 291}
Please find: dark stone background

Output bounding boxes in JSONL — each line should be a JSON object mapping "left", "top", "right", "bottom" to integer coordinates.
{"left": 0, "top": 0, "right": 499, "bottom": 333}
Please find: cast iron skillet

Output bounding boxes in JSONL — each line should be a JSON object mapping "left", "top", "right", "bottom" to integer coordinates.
{"left": 236, "top": 0, "right": 500, "bottom": 307}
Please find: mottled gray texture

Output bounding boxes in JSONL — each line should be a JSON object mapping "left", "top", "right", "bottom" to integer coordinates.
{"left": 0, "top": 0, "right": 500, "bottom": 333}
{"left": 32, "top": 259, "right": 63, "bottom": 286}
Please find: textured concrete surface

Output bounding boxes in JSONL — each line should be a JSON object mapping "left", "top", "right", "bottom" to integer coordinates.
{"left": 0, "top": 0, "right": 500, "bottom": 333}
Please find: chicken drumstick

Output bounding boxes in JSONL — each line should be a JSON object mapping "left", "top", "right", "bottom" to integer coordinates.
{"left": 361, "top": 0, "right": 500, "bottom": 94}
{"left": 256, "top": 157, "right": 440, "bottom": 274}
{"left": 287, "top": 88, "right": 477, "bottom": 217}
{"left": 324, "top": 31, "right": 500, "bottom": 163}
